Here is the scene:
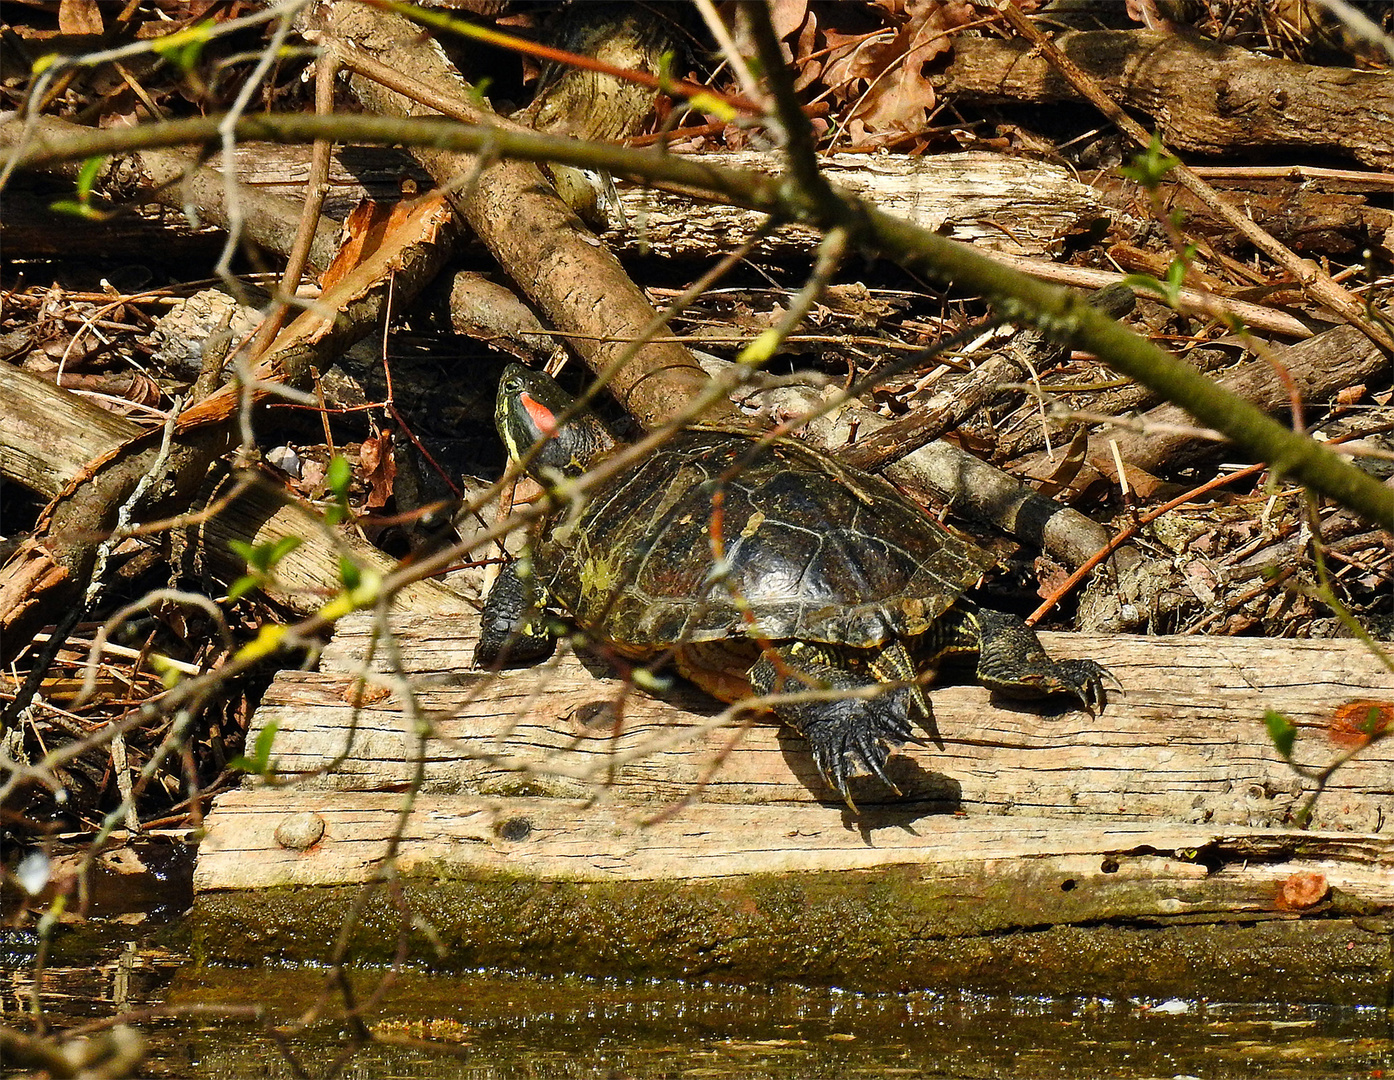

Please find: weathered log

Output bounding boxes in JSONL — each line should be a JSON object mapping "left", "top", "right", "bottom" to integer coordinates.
{"left": 13, "top": 138, "right": 1387, "bottom": 269}
{"left": 193, "top": 610, "right": 1394, "bottom": 987}
{"left": 1104, "top": 174, "right": 1394, "bottom": 258}
{"left": 936, "top": 28, "right": 1394, "bottom": 169}
{"left": 606, "top": 150, "right": 1108, "bottom": 258}
{"left": 192, "top": 787, "right": 1393, "bottom": 996}
{"left": 2, "top": 139, "right": 1109, "bottom": 260}
{"left": 242, "top": 614, "right": 1394, "bottom": 828}
{"left": 195, "top": 787, "right": 1393, "bottom": 895}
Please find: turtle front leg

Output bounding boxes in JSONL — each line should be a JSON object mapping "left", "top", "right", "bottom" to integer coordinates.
{"left": 749, "top": 643, "right": 912, "bottom": 803}
{"left": 474, "top": 558, "right": 556, "bottom": 668}
{"left": 957, "top": 607, "right": 1110, "bottom": 713}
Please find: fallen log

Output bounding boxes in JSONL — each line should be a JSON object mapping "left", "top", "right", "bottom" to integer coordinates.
{"left": 193, "top": 611, "right": 1393, "bottom": 988}
{"left": 0, "top": 143, "right": 1113, "bottom": 263}
{"left": 239, "top": 616, "right": 1391, "bottom": 830}
{"left": 193, "top": 791, "right": 1393, "bottom": 998}
{"left": 604, "top": 150, "right": 1108, "bottom": 258}
{"left": 935, "top": 27, "right": 1394, "bottom": 169}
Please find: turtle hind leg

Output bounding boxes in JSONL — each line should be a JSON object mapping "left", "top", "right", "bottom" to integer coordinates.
{"left": 867, "top": 639, "right": 939, "bottom": 747}
{"left": 952, "top": 606, "right": 1110, "bottom": 713}
{"left": 749, "top": 642, "right": 912, "bottom": 804}
{"left": 474, "top": 559, "right": 557, "bottom": 668}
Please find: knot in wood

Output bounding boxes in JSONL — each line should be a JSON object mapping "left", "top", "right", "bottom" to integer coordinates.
{"left": 496, "top": 817, "right": 533, "bottom": 843}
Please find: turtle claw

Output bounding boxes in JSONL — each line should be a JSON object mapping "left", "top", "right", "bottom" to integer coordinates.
{"left": 803, "top": 688, "right": 912, "bottom": 804}
{"left": 1056, "top": 658, "right": 1112, "bottom": 714}
{"left": 998, "top": 658, "right": 1113, "bottom": 714}
{"left": 750, "top": 649, "right": 913, "bottom": 805}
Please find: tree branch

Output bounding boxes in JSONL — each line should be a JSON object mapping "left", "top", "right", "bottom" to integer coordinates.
{"left": 3, "top": 110, "right": 1388, "bottom": 528}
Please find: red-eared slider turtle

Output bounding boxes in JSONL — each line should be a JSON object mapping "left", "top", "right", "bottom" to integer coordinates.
{"left": 475, "top": 364, "right": 1109, "bottom": 802}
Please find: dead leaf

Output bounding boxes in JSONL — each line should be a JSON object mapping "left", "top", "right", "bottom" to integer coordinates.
{"left": 1328, "top": 699, "right": 1393, "bottom": 748}
{"left": 792, "top": 7, "right": 822, "bottom": 92}
{"left": 50, "top": 370, "right": 162, "bottom": 413}
{"left": 1032, "top": 428, "right": 1089, "bottom": 499}
{"left": 822, "top": 0, "right": 978, "bottom": 136}
{"left": 1033, "top": 554, "right": 1072, "bottom": 600}
{"left": 297, "top": 458, "right": 326, "bottom": 495}
{"left": 769, "top": 0, "right": 808, "bottom": 41}
{"left": 359, "top": 431, "right": 397, "bottom": 510}
{"left": 1181, "top": 559, "right": 1218, "bottom": 606}
{"left": 172, "top": 194, "right": 454, "bottom": 434}
{"left": 59, "top": 0, "right": 104, "bottom": 35}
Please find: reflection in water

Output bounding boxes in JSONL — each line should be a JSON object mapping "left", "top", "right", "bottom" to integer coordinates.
{"left": 3, "top": 931, "right": 1390, "bottom": 1080}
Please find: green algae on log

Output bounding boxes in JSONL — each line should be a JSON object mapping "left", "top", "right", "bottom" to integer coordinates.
{"left": 191, "top": 865, "right": 1392, "bottom": 1001}
{"left": 192, "top": 790, "right": 1394, "bottom": 993}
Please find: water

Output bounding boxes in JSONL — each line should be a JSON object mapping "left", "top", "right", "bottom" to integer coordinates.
{"left": 4, "top": 926, "right": 1391, "bottom": 1079}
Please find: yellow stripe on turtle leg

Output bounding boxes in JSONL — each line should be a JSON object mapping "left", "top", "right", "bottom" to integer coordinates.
{"left": 868, "top": 640, "right": 930, "bottom": 721}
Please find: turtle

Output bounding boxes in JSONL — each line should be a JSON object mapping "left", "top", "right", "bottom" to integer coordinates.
{"left": 474, "top": 363, "right": 1109, "bottom": 802}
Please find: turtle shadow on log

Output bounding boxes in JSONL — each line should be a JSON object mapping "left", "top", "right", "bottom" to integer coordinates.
{"left": 571, "top": 650, "right": 966, "bottom": 824}
{"left": 776, "top": 730, "right": 964, "bottom": 827}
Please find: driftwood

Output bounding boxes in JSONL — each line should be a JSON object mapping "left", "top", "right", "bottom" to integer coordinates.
{"left": 606, "top": 150, "right": 1108, "bottom": 258}
{"left": 936, "top": 27, "right": 1394, "bottom": 170}
{"left": 1, "top": 141, "right": 1099, "bottom": 263}
{"left": 1016, "top": 322, "right": 1391, "bottom": 488}
{"left": 239, "top": 614, "right": 1394, "bottom": 828}
{"left": 197, "top": 790, "right": 1394, "bottom": 895}
{"left": 194, "top": 613, "right": 1394, "bottom": 991}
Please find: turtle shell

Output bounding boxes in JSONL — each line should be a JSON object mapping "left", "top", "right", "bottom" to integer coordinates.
{"left": 535, "top": 429, "right": 998, "bottom": 652}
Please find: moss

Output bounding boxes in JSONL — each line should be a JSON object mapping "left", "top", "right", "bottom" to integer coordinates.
{"left": 190, "top": 867, "right": 1393, "bottom": 1003}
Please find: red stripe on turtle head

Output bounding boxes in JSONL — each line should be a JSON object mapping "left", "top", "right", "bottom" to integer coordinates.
{"left": 521, "top": 391, "right": 559, "bottom": 437}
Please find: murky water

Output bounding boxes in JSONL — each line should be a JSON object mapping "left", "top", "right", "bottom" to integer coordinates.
{"left": 4, "top": 926, "right": 1391, "bottom": 1079}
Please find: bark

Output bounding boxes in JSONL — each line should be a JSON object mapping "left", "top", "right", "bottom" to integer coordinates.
{"left": 441, "top": 271, "right": 567, "bottom": 366}
{"left": 308, "top": 2, "right": 731, "bottom": 431}
{"left": 994, "top": 343, "right": 1235, "bottom": 463}
{"left": 818, "top": 403, "right": 1114, "bottom": 569}
{"left": 1101, "top": 173, "right": 1394, "bottom": 259}
{"left": 841, "top": 285, "right": 1135, "bottom": 472}
{"left": 935, "top": 27, "right": 1394, "bottom": 169}
{"left": 1, "top": 106, "right": 470, "bottom": 665}
{"left": 0, "top": 114, "right": 342, "bottom": 271}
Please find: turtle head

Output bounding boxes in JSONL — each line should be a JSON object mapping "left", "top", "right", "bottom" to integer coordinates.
{"left": 496, "top": 364, "right": 618, "bottom": 480}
